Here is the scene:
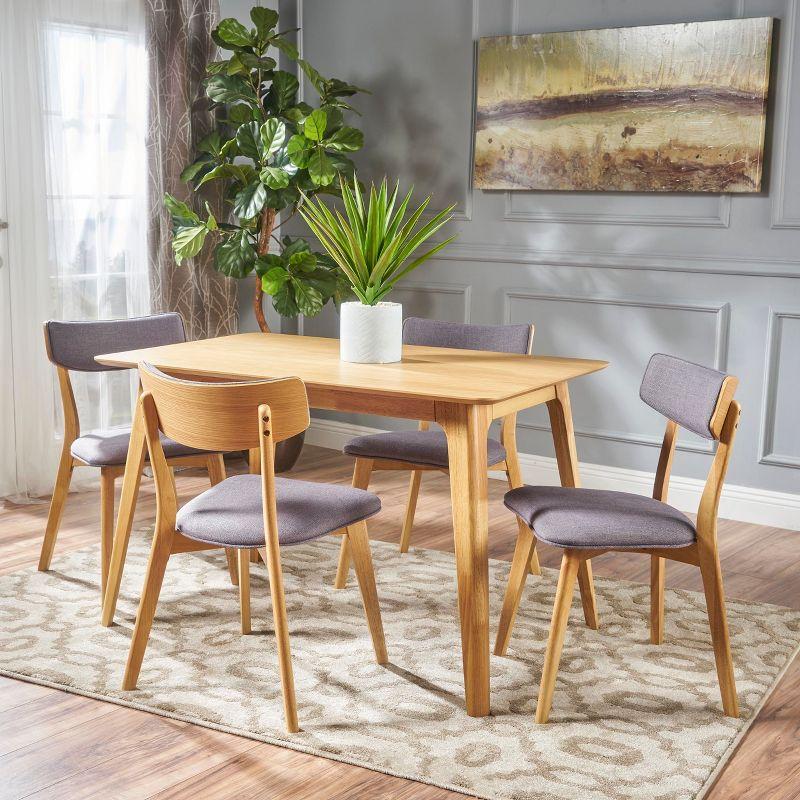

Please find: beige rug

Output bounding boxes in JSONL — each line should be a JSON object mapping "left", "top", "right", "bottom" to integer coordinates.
{"left": 0, "top": 532, "right": 798, "bottom": 800}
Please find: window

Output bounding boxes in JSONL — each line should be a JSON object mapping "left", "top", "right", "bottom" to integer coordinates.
{"left": 43, "top": 19, "right": 148, "bottom": 431}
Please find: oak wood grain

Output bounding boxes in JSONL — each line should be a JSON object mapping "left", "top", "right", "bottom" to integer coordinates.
{"left": 95, "top": 332, "right": 607, "bottom": 409}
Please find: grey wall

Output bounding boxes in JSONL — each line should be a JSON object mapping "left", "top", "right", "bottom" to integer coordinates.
{"left": 271, "top": 0, "right": 800, "bottom": 495}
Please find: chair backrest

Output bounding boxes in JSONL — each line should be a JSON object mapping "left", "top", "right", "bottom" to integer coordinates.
{"left": 640, "top": 353, "right": 736, "bottom": 439}
{"left": 44, "top": 313, "right": 186, "bottom": 372}
{"left": 641, "top": 354, "right": 741, "bottom": 539}
{"left": 139, "top": 362, "right": 309, "bottom": 453}
{"left": 402, "top": 317, "right": 533, "bottom": 355}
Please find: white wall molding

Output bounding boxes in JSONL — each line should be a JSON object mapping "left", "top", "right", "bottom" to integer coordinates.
{"left": 393, "top": 281, "right": 472, "bottom": 323}
{"left": 503, "top": 193, "right": 732, "bottom": 228}
{"left": 430, "top": 240, "right": 800, "bottom": 279}
{"left": 769, "top": 0, "right": 800, "bottom": 228}
{"left": 502, "top": 290, "right": 730, "bottom": 454}
{"left": 758, "top": 308, "right": 800, "bottom": 467}
{"left": 306, "top": 418, "right": 800, "bottom": 531}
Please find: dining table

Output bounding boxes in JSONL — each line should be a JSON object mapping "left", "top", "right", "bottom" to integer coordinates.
{"left": 96, "top": 331, "right": 608, "bottom": 718}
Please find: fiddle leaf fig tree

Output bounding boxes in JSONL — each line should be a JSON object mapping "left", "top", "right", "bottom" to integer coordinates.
{"left": 164, "top": 5, "right": 366, "bottom": 330}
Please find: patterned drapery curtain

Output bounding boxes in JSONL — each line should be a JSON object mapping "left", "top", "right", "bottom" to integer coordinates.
{"left": 145, "top": 0, "right": 238, "bottom": 340}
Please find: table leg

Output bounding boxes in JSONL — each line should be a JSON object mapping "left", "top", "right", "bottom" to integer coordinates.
{"left": 101, "top": 397, "right": 147, "bottom": 627}
{"left": 546, "top": 382, "right": 599, "bottom": 629}
{"left": 436, "top": 401, "right": 491, "bottom": 717}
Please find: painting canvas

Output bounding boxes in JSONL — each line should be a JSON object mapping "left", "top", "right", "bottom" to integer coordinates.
{"left": 474, "top": 18, "right": 773, "bottom": 192}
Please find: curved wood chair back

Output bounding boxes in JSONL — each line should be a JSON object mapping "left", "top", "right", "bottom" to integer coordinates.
{"left": 644, "top": 354, "right": 741, "bottom": 542}
{"left": 138, "top": 362, "right": 310, "bottom": 453}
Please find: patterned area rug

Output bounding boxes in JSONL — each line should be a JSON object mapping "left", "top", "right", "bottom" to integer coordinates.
{"left": 0, "top": 533, "right": 798, "bottom": 800}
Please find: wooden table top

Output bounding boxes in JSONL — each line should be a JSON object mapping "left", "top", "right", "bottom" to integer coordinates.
{"left": 96, "top": 332, "right": 608, "bottom": 405}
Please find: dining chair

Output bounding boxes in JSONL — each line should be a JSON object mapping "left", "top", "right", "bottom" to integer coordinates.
{"left": 495, "top": 353, "right": 741, "bottom": 723}
{"left": 123, "top": 362, "right": 387, "bottom": 733}
{"left": 39, "top": 314, "right": 233, "bottom": 598}
{"left": 333, "top": 317, "right": 541, "bottom": 590}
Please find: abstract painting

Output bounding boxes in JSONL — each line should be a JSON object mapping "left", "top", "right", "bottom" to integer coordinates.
{"left": 474, "top": 18, "right": 773, "bottom": 192}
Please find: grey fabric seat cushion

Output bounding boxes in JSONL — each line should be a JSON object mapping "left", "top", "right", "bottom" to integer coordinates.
{"left": 504, "top": 486, "right": 696, "bottom": 550}
{"left": 176, "top": 474, "right": 382, "bottom": 548}
{"left": 344, "top": 429, "right": 506, "bottom": 468}
{"left": 71, "top": 428, "right": 207, "bottom": 466}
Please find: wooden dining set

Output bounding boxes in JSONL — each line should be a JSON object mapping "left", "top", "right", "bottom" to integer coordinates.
{"left": 38, "top": 313, "right": 742, "bottom": 732}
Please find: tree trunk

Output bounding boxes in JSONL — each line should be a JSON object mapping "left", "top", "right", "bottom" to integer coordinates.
{"left": 253, "top": 207, "right": 276, "bottom": 333}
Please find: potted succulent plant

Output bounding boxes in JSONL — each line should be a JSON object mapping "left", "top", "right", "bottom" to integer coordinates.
{"left": 299, "top": 176, "right": 456, "bottom": 363}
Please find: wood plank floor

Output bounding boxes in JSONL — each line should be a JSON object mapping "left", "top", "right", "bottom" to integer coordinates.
{"left": 0, "top": 444, "right": 798, "bottom": 799}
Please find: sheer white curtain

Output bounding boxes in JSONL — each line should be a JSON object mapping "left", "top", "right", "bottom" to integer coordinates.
{"left": 1, "top": 0, "right": 148, "bottom": 498}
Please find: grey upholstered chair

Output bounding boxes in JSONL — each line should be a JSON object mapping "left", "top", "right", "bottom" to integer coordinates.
{"left": 495, "top": 354, "right": 742, "bottom": 724}
{"left": 123, "top": 363, "right": 387, "bottom": 733}
{"left": 334, "top": 317, "right": 539, "bottom": 589}
{"left": 40, "top": 314, "right": 230, "bottom": 599}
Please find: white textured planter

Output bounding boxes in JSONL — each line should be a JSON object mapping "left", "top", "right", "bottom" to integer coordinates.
{"left": 339, "top": 301, "right": 402, "bottom": 363}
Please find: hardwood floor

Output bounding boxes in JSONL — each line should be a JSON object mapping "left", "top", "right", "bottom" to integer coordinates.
{"left": 0, "top": 444, "right": 798, "bottom": 799}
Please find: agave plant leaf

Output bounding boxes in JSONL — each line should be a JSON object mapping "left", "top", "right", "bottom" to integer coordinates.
{"left": 298, "top": 208, "right": 361, "bottom": 290}
{"left": 383, "top": 235, "right": 457, "bottom": 288}
{"left": 384, "top": 184, "right": 414, "bottom": 242}
{"left": 390, "top": 204, "right": 456, "bottom": 273}
{"left": 299, "top": 174, "right": 455, "bottom": 306}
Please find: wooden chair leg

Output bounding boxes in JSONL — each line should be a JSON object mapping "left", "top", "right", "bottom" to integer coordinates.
{"left": 334, "top": 539, "right": 351, "bottom": 589}
{"left": 99, "top": 470, "right": 116, "bottom": 598}
{"left": 503, "top": 458, "right": 541, "bottom": 576}
{"left": 398, "top": 470, "right": 422, "bottom": 554}
{"left": 206, "top": 453, "right": 226, "bottom": 486}
{"left": 121, "top": 523, "right": 174, "bottom": 690}
{"left": 335, "top": 457, "right": 373, "bottom": 589}
{"left": 38, "top": 451, "right": 74, "bottom": 571}
{"left": 101, "top": 404, "right": 147, "bottom": 627}
{"left": 225, "top": 549, "right": 239, "bottom": 586}
{"left": 650, "top": 556, "right": 665, "bottom": 644}
{"left": 346, "top": 521, "right": 388, "bottom": 664}
{"left": 262, "top": 535, "right": 299, "bottom": 733}
{"left": 494, "top": 525, "right": 537, "bottom": 656}
{"left": 527, "top": 545, "right": 542, "bottom": 576}
{"left": 237, "top": 549, "right": 251, "bottom": 635}
{"left": 698, "top": 548, "right": 739, "bottom": 717}
{"left": 535, "top": 552, "right": 581, "bottom": 724}
{"left": 577, "top": 560, "right": 599, "bottom": 630}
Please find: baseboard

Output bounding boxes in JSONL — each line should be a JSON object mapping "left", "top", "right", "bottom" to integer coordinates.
{"left": 306, "top": 418, "right": 800, "bottom": 531}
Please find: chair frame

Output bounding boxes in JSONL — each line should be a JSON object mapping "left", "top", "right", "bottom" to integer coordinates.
{"left": 122, "top": 366, "right": 387, "bottom": 733}
{"left": 495, "top": 373, "right": 742, "bottom": 723}
{"left": 38, "top": 325, "right": 231, "bottom": 599}
{"left": 334, "top": 323, "right": 541, "bottom": 589}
